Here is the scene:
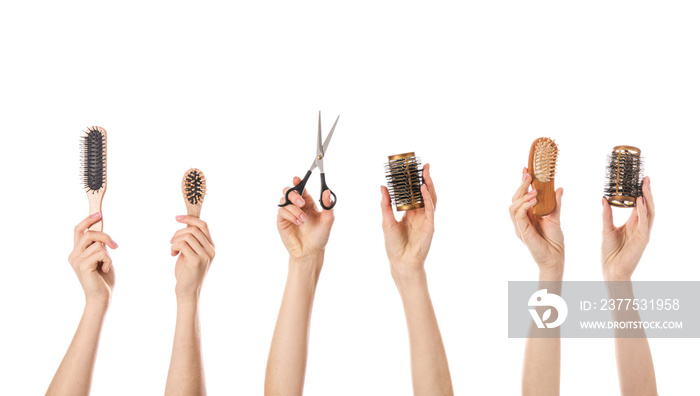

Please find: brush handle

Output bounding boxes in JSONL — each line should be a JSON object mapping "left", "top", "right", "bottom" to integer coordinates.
{"left": 186, "top": 203, "right": 201, "bottom": 219}
{"left": 87, "top": 190, "right": 104, "bottom": 232}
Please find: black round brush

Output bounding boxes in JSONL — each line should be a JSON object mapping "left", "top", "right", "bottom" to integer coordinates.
{"left": 604, "top": 145, "right": 644, "bottom": 208}
{"left": 384, "top": 152, "right": 424, "bottom": 211}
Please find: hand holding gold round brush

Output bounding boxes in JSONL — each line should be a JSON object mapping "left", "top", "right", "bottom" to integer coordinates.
{"left": 528, "top": 137, "right": 558, "bottom": 216}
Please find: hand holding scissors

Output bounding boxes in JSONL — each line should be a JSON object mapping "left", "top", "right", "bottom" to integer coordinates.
{"left": 279, "top": 112, "right": 340, "bottom": 210}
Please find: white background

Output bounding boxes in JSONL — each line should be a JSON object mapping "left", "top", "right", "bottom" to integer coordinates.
{"left": 1, "top": 1, "right": 699, "bottom": 395}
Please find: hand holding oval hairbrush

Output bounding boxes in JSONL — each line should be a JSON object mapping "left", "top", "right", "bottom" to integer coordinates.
{"left": 601, "top": 176, "right": 654, "bottom": 282}
{"left": 509, "top": 167, "right": 565, "bottom": 276}
{"left": 166, "top": 169, "right": 214, "bottom": 396}
{"left": 170, "top": 168, "right": 215, "bottom": 298}
{"left": 81, "top": 126, "right": 107, "bottom": 231}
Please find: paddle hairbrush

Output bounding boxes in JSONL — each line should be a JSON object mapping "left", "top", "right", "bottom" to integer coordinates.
{"left": 604, "top": 145, "right": 643, "bottom": 208}
{"left": 182, "top": 168, "right": 207, "bottom": 218}
{"left": 81, "top": 126, "right": 107, "bottom": 231}
{"left": 385, "top": 152, "right": 424, "bottom": 211}
{"left": 528, "top": 137, "right": 558, "bottom": 216}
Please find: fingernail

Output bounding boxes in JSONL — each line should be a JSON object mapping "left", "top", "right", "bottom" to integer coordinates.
{"left": 529, "top": 189, "right": 537, "bottom": 195}
{"left": 170, "top": 237, "right": 173, "bottom": 243}
{"left": 296, "top": 198, "right": 305, "bottom": 206}
{"left": 175, "top": 215, "right": 184, "bottom": 221}
{"left": 111, "top": 240, "right": 118, "bottom": 248}
{"left": 295, "top": 219, "right": 303, "bottom": 226}
{"left": 299, "top": 213, "right": 308, "bottom": 222}
{"left": 91, "top": 212, "right": 101, "bottom": 219}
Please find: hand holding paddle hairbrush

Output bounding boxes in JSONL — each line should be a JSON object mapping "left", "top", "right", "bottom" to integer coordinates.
{"left": 510, "top": 163, "right": 564, "bottom": 276}
{"left": 81, "top": 126, "right": 107, "bottom": 231}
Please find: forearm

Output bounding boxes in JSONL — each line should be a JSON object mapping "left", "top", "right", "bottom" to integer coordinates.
{"left": 165, "top": 297, "right": 206, "bottom": 396}
{"left": 395, "top": 268, "right": 453, "bottom": 396}
{"left": 522, "top": 267, "right": 563, "bottom": 396}
{"left": 265, "top": 254, "right": 323, "bottom": 396}
{"left": 605, "top": 280, "right": 657, "bottom": 396}
{"left": 46, "top": 302, "right": 107, "bottom": 396}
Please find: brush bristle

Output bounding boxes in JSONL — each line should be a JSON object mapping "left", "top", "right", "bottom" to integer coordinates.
{"left": 183, "top": 169, "right": 207, "bottom": 205}
{"left": 385, "top": 153, "right": 424, "bottom": 211}
{"left": 533, "top": 138, "right": 558, "bottom": 182}
{"left": 81, "top": 126, "right": 106, "bottom": 192}
{"left": 604, "top": 146, "right": 643, "bottom": 207}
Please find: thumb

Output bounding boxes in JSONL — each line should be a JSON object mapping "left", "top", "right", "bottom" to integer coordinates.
{"left": 380, "top": 186, "right": 397, "bottom": 229}
{"left": 548, "top": 187, "right": 564, "bottom": 222}
{"left": 602, "top": 197, "right": 614, "bottom": 234}
{"left": 319, "top": 189, "right": 335, "bottom": 225}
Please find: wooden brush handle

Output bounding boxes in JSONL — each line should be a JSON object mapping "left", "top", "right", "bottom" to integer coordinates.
{"left": 186, "top": 203, "right": 201, "bottom": 219}
{"left": 87, "top": 190, "right": 104, "bottom": 231}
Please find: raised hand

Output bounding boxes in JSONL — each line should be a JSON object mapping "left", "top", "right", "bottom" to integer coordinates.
{"left": 509, "top": 167, "right": 564, "bottom": 276}
{"left": 601, "top": 176, "right": 654, "bottom": 281}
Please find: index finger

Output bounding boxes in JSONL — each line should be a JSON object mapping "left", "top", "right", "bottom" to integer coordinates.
{"left": 512, "top": 168, "right": 532, "bottom": 203}
{"left": 74, "top": 212, "right": 102, "bottom": 245}
{"left": 175, "top": 215, "right": 214, "bottom": 247}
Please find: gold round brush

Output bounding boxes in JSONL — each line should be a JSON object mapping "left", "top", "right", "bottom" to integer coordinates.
{"left": 528, "top": 137, "right": 558, "bottom": 216}
{"left": 182, "top": 168, "right": 207, "bottom": 218}
{"left": 384, "top": 152, "right": 424, "bottom": 211}
{"left": 604, "top": 145, "right": 643, "bottom": 208}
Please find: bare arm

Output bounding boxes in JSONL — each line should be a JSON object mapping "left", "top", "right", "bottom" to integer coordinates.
{"left": 265, "top": 255, "right": 323, "bottom": 395}
{"left": 265, "top": 177, "right": 335, "bottom": 396}
{"left": 381, "top": 164, "right": 454, "bottom": 395}
{"left": 509, "top": 168, "right": 565, "bottom": 396}
{"left": 46, "top": 213, "right": 117, "bottom": 396}
{"left": 165, "top": 216, "right": 215, "bottom": 396}
{"left": 601, "top": 176, "right": 657, "bottom": 396}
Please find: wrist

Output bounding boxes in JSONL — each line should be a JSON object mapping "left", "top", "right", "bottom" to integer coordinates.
{"left": 289, "top": 252, "right": 324, "bottom": 276}
{"left": 390, "top": 263, "right": 428, "bottom": 296}
{"left": 537, "top": 259, "right": 564, "bottom": 281}
{"left": 176, "top": 289, "right": 201, "bottom": 305}
{"left": 84, "top": 300, "right": 109, "bottom": 316}
{"left": 604, "top": 273, "right": 632, "bottom": 282}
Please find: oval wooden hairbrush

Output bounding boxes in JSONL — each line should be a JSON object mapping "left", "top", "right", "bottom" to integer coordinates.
{"left": 528, "top": 137, "right": 558, "bottom": 216}
{"left": 182, "top": 168, "right": 207, "bottom": 218}
{"left": 385, "top": 152, "right": 424, "bottom": 211}
{"left": 604, "top": 145, "right": 643, "bottom": 208}
{"left": 81, "top": 126, "right": 107, "bottom": 231}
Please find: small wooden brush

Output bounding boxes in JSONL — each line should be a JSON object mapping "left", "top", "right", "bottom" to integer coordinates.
{"left": 528, "top": 137, "right": 558, "bottom": 216}
{"left": 81, "top": 126, "right": 107, "bottom": 231}
{"left": 182, "top": 168, "right": 207, "bottom": 218}
{"left": 604, "top": 145, "right": 643, "bottom": 208}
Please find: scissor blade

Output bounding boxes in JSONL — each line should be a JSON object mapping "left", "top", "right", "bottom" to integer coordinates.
{"left": 322, "top": 115, "right": 340, "bottom": 154}
{"left": 317, "top": 111, "right": 323, "bottom": 156}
